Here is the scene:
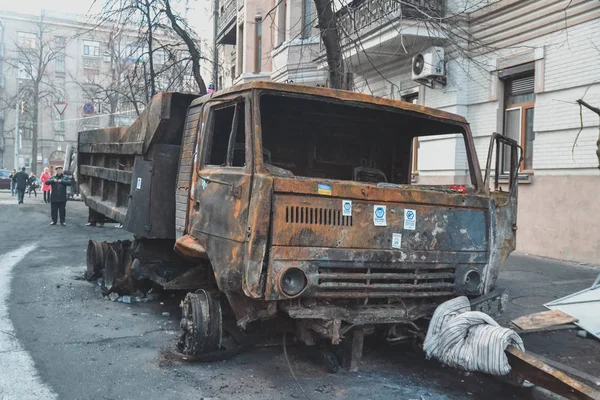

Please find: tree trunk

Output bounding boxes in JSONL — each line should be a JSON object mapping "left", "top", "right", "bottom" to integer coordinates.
{"left": 144, "top": 0, "right": 157, "bottom": 97}
{"left": 313, "top": 0, "right": 347, "bottom": 90}
{"left": 164, "top": 0, "right": 208, "bottom": 95}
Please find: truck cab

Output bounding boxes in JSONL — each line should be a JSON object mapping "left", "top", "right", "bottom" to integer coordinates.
{"left": 173, "top": 82, "right": 521, "bottom": 358}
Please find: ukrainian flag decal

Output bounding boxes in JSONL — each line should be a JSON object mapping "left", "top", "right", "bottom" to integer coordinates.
{"left": 317, "top": 183, "right": 332, "bottom": 196}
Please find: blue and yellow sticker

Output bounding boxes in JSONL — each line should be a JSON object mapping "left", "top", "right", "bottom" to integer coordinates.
{"left": 317, "top": 183, "right": 332, "bottom": 196}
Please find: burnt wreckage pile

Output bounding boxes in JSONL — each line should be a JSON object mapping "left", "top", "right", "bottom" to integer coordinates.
{"left": 79, "top": 82, "right": 523, "bottom": 371}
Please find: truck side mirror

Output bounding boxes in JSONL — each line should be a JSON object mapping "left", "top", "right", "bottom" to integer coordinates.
{"left": 484, "top": 132, "right": 523, "bottom": 196}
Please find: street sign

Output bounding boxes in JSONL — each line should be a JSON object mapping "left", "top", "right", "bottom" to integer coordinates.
{"left": 83, "top": 103, "right": 95, "bottom": 114}
{"left": 54, "top": 102, "right": 68, "bottom": 115}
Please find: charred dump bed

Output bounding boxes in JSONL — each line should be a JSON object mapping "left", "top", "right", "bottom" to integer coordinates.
{"left": 78, "top": 82, "right": 522, "bottom": 370}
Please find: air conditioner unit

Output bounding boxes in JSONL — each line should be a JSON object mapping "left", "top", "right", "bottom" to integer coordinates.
{"left": 411, "top": 46, "right": 446, "bottom": 87}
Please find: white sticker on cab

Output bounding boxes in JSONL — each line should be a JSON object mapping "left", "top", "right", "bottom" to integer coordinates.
{"left": 373, "top": 205, "right": 387, "bottom": 226}
{"left": 392, "top": 233, "right": 402, "bottom": 249}
{"left": 404, "top": 209, "right": 416, "bottom": 230}
{"left": 342, "top": 200, "right": 352, "bottom": 216}
{"left": 136, "top": 177, "right": 142, "bottom": 190}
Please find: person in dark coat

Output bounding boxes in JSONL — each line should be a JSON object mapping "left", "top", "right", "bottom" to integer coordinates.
{"left": 12, "top": 167, "right": 29, "bottom": 204}
{"left": 46, "top": 166, "right": 71, "bottom": 225}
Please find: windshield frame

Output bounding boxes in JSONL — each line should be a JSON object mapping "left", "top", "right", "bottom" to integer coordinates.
{"left": 252, "top": 89, "right": 483, "bottom": 191}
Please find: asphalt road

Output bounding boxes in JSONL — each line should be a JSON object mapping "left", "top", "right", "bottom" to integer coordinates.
{"left": 0, "top": 191, "right": 597, "bottom": 400}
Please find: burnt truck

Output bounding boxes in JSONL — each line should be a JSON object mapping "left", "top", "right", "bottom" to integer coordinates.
{"left": 79, "top": 82, "right": 521, "bottom": 367}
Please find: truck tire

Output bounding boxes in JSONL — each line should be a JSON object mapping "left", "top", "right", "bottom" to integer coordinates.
{"left": 178, "top": 290, "right": 222, "bottom": 355}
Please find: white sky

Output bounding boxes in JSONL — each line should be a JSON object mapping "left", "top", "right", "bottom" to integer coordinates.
{"left": 0, "top": 0, "right": 213, "bottom": 40}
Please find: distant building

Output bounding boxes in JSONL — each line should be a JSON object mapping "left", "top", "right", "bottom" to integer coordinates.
{"left": 0, "top": 10, "right": 187, "bottom": 172}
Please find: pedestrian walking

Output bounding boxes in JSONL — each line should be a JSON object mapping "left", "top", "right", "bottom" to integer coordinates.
{"left": 27, "top": 172, "right": 39, "bottom": 197}
{"left": 12, "top": 167, "right": 28, "bottom": 204}
{"left": 46, "top": 166, "right": 71, "bottom": 226}
{"left": 40, "top": 167, "right": 51, "bottom": 203}
{"left": 9, "top": 169, "right": 17, "bottom": 196}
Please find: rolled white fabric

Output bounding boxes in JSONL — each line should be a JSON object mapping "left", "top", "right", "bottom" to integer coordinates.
{"left": 423, "top": 296, "right": 525, "bottom": 376}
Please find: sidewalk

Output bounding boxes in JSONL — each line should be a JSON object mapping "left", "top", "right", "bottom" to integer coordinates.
{"left": 497, "top": 253, "right": 600, "bottom": 381}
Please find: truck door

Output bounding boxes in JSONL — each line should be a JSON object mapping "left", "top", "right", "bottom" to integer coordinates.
{"left": 484, "top": 132, "right": 522, "bottom": 291}
{"left": 189, "top": 98, "right": 253, "bottom": 272}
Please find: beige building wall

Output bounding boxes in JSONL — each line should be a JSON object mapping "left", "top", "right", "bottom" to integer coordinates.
{"left": 516, "top": 176, "right": 600, "bottom": 265}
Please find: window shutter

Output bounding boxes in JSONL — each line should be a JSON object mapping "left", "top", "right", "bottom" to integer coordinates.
{"left": 509, "top": 75, "right": 534, "bottom": 95}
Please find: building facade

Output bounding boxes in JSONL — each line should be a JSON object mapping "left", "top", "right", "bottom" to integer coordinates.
{"left": 215, "top": 0, "right": 600, "bottom": 264}
{"left": 215, "top": 0, "right": 327, "bottom": 88}
{"left": 0, "top": 11, "right": 186, "bottom": 173}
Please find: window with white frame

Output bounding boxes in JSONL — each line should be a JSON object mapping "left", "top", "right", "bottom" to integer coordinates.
{"left": 55, "top": 53, "right": 65, "bottom": 74}
{"left": 17, "top": 32, "right": 36, "bottom": 49}
{"left": 301, "top": 0, "right": 312, "bottom": 39}
{"left": 54, "top": 112, "right": 65, "bottom": 132}
{"left": 500, "top": 65, "right": 535, "bottom": 173}
{"left": 83, "top": 40, "right": 100, "bottom": 57}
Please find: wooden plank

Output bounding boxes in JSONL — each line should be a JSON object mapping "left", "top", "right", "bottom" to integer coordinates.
{"left": 512, "top": 310, "right": 577, "bottom": 331}
{"left": 506, "top": 346, "right": 600, "bottom": 400}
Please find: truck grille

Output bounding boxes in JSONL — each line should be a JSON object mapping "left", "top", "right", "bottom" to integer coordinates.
{"left": 316, "top": 264, "right": 455, "bottom": 298}
{"left": 285, "top": 206, "right": 352, "bottom": 227}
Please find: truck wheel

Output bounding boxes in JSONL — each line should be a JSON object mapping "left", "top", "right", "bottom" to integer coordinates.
{"left": 101, "top": 247, "right": 119, "bottom": 295}
{"left": 179, "top": 290, "right": 222, "bottom": 355}
{"left": 85, "top": 240, "right": 104, "bottom": 281}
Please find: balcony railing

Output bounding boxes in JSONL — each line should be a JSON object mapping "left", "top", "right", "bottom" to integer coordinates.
{"left": 217, "top": 0, "right": 237, "bottom": 37}
{"left": 337, "top": 0, "right": 444, "bottom": 36}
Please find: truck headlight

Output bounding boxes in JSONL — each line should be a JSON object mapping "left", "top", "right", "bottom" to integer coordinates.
{"left": 464, "top": 270, "right": 482, "bottom": 294}
{"left": 280, "top": 268, "right": 307, "bottom": 297}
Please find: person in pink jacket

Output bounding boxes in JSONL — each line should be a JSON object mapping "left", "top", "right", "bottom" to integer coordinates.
{"left": 41, "top": 167, "right": 52, "bottom": 204}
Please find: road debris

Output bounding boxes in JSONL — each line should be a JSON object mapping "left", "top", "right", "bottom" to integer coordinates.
{"left": 424, "top": 296, "right": 524, "bottom": 376}
{"left": 511, "top": 310, "right": 577, "bottom": 331}
{"left": 545, "top": 273, "right": 600, "bottom": 340}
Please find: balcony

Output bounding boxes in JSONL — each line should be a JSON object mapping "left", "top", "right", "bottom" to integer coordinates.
{"left": 216, "top": 0, "right": 237, "bottom": 45}
{"left": 337, "top": 0, "right": 444, "bottom": 35}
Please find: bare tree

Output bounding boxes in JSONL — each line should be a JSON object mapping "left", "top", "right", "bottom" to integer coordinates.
{"left": 3, "top": 13, "right": 65, "bottom": 173}
{"left": 313, "top": 0, "right": 347, "bottom": 89}
{"left": 96, "top": 0, "right": 208, "bottom": 97}
{"left": 163, "top": 0, "right": 207, "bottom": 94}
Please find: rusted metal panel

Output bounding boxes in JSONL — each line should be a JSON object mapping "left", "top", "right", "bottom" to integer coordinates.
{"left": 264, "top": 246, "right": 487, "bottom": 301}
{"left": 270, "top": 193, "right": 488, "bottom": 250}
{"left": 196, "top": 81, "right": 469, "bottom": 125}
{"left": 78, "top": 92, "right": 198, "bottom": 232}
{"left": 79, "top": 165, "right": 132, "bottom": 184}
{"left": 242, "top": 174, "right": 274, "bottom": 299}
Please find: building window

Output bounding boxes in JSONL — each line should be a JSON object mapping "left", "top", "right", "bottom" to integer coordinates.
{"left": 503, "top": 73, "right": 535, "bottom": 173}
{"left": 83, "top": 40, "right": 100, "bottom": 57}
{"left": 301, "top": 0, "right": 312, "bottom": 39}
{"left": 55, "top": 53, "right": 65, "bottom": 74}
{"left": 17, "top": 32, "right": 37, "bottom": 49}
{"left": 54, "top": 113, "right": 65, "bottom": 132}
{"left": 401, "top": 91, "right": 419, "bottom": 174}
{"left": 277, "top": 0, "right": 287, "bottom": 45}
{"left": 237, "top": 26, "right": 244, "bottom": 77}
{"left": 255, "top": 20, "right": 262, "bottom": 72}
{"left": 55, "top": 36, "right": 65, "bottom": 45}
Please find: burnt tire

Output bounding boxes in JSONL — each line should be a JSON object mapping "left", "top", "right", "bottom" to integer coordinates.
{"left": 101, "top": 247, "right": 119, "bottom": 295}
{"left": 85, "top": 240, "right": 104, "bottom": 281}
{"left": 179, "top": 290, "right": 222, "bottom": 355}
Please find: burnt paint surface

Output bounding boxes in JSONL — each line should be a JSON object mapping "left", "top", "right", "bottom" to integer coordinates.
{"left": 178, "top": 85, "right": 516, "bottom": 324}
